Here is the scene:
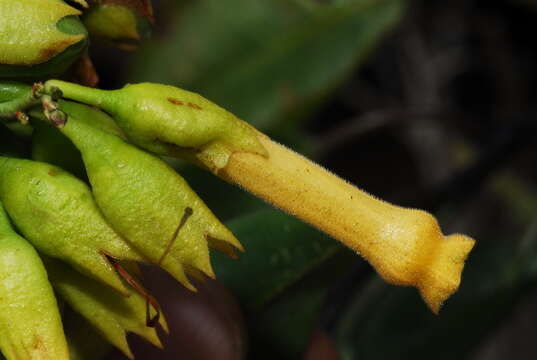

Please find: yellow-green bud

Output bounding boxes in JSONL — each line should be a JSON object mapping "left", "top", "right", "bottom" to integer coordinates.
{"left": 44, "top": 257, "right": 167, "bottom": 358}
{"left": 0, "top": 0, "right": 88, "bottom": 80}
{"left": 0, "top": 157, "right": 144, "bottom": 295}
{"left": 0, "top": 201, "right": 69, "bottom": 360}
{"left": 44, "top": 80, "right": 268, "bottom": 172}
{"left": 83, "top": 0, "right": 154, "bottom": 49}
{"left": 55, "top": 101, "right": 243, "bottom": 290}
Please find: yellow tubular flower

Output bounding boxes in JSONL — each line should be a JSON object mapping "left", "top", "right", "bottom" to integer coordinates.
{"left": 220, "top": 131, "right": 475, "bottom": 313}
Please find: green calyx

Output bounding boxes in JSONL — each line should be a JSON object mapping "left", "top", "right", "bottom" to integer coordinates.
{"left": 0, "top": 157, "right": 144, "bottom": 295}
{"left": 0, "top": 201, "right": 69, "bottom": 360}
{"left": 0, "top": 0, "right": 88, "bottom": 80}
{"left": 44, "top": 80, "right": 268, "bottom": 173}
{"left": 53, "top": 100, "right": 243, "bottom": 290}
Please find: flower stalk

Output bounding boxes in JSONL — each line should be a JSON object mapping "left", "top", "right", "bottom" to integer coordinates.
{"left": 0, "top": 83, "right": 43, "bottom": 120}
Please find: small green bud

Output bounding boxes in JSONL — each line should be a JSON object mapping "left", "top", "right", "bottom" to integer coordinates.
{"left": 44, "top": 257, "right": 167, "bottom": 359}
{"left": 31, "top": 100, "right": 125, "bottom": 179}
{"left": 44, "top": 80, "right": 268, "bottom": 172}
{"left": 0, "top": 0, "right": 88, "bottom": 79}
{"left": 0, "top": 201, "right": 69, "bottom": 360}
{"left": 0, "top": 157, "right": 144, "bottom": 295}
{"left": 55, "top": 102, "right": 243, "bottom": 290}
{"left": 83, "top": 0, "right": 154, "bottom": 49}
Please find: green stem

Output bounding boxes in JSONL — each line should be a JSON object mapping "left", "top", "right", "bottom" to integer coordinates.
{"left": 45, "top": 80, "right": 112, "bottom": 108}
{"left": 0, "top": 82, "right": 32, "bottom": 103}
{"left": 0, "top": 93, "right": 38, "bottom": 120}
{"left": 0, "top": 82, "right": 42, "bottom": 122}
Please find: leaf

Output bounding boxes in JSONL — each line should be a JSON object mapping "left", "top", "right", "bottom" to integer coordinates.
{"left": 213, "top": 208, "right": 349, "bottom": 311}
{"left": 129, "top": 0, "right": 405, "bottom": 132}
{"left": 250, "top": 252, "right": 355, "bottom": 359}
{"left": 213, "top": 208, "right": 355, "bottom": 358}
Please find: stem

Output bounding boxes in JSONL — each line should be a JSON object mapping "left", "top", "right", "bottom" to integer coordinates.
{"left": 220, "top": 132, "right": 475, "bottom": 313}
{"left": 0, "top": 86, "right": 39, "bottom": 120}
{"left": 0, "top": 82, "right": 32, "bottom": 103}
{"left": 44, "top": 80, "right": 111, "bottom": 108}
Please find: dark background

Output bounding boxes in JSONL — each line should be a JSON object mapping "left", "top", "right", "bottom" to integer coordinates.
{"left": 90, "top": 0, "right": 537, "bottom": 358}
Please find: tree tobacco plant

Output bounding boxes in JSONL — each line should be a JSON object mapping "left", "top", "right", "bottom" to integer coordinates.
{"left": 0, "top": 1, "right": 475, "bottom": 359}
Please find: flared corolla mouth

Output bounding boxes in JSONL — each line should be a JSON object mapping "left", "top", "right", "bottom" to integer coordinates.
{"left": 418, "top": 233, "right": 476, "bottom": 314}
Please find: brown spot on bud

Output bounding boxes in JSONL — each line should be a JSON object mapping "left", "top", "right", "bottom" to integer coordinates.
{"left": 188, "top": 103, "right": 202, "bottom": 110}
{"left": 37, "top": 40, "right": 73, "bottom": 65}
{"left": 32, "top": 335, "right": 45, "bottom": 351}
{"left": 168, "top": 98, "right": 184, "bottom": 106}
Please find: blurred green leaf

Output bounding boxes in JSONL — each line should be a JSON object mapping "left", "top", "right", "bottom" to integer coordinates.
{"left": 213, "top": 208, "right": 355, "bottom": 358}
{"left": 214, "top": 208, "right": 349, "bottom": 311}
{"left": 251, "top": 251, "right": 355, "bottom": 359}
{"left": 130, "top": 0, "right": 405, "bottom": 133}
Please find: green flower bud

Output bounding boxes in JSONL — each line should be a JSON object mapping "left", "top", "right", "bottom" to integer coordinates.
{"left": 83, "top": 0, "right": 154, "bottom": 49}
{"left": 0, "top": 0, "right": 88, "bottom": 80}
{"left": 44, "top": 257, "right": 167, "bottom": 359}
{"left": 44, "top": 80, "right": 268, "bottom": 172}
{"left": 0, "top": 157, "right": 144, "bottom": 295}
{"left": 0, "top": 201, "right": 69, "bottom": 360}
{"left": 31, "top": 100, "right": 125, "bottom": 179}
{"left": 55, "top": 102, "right": 243, "bottom": 290}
